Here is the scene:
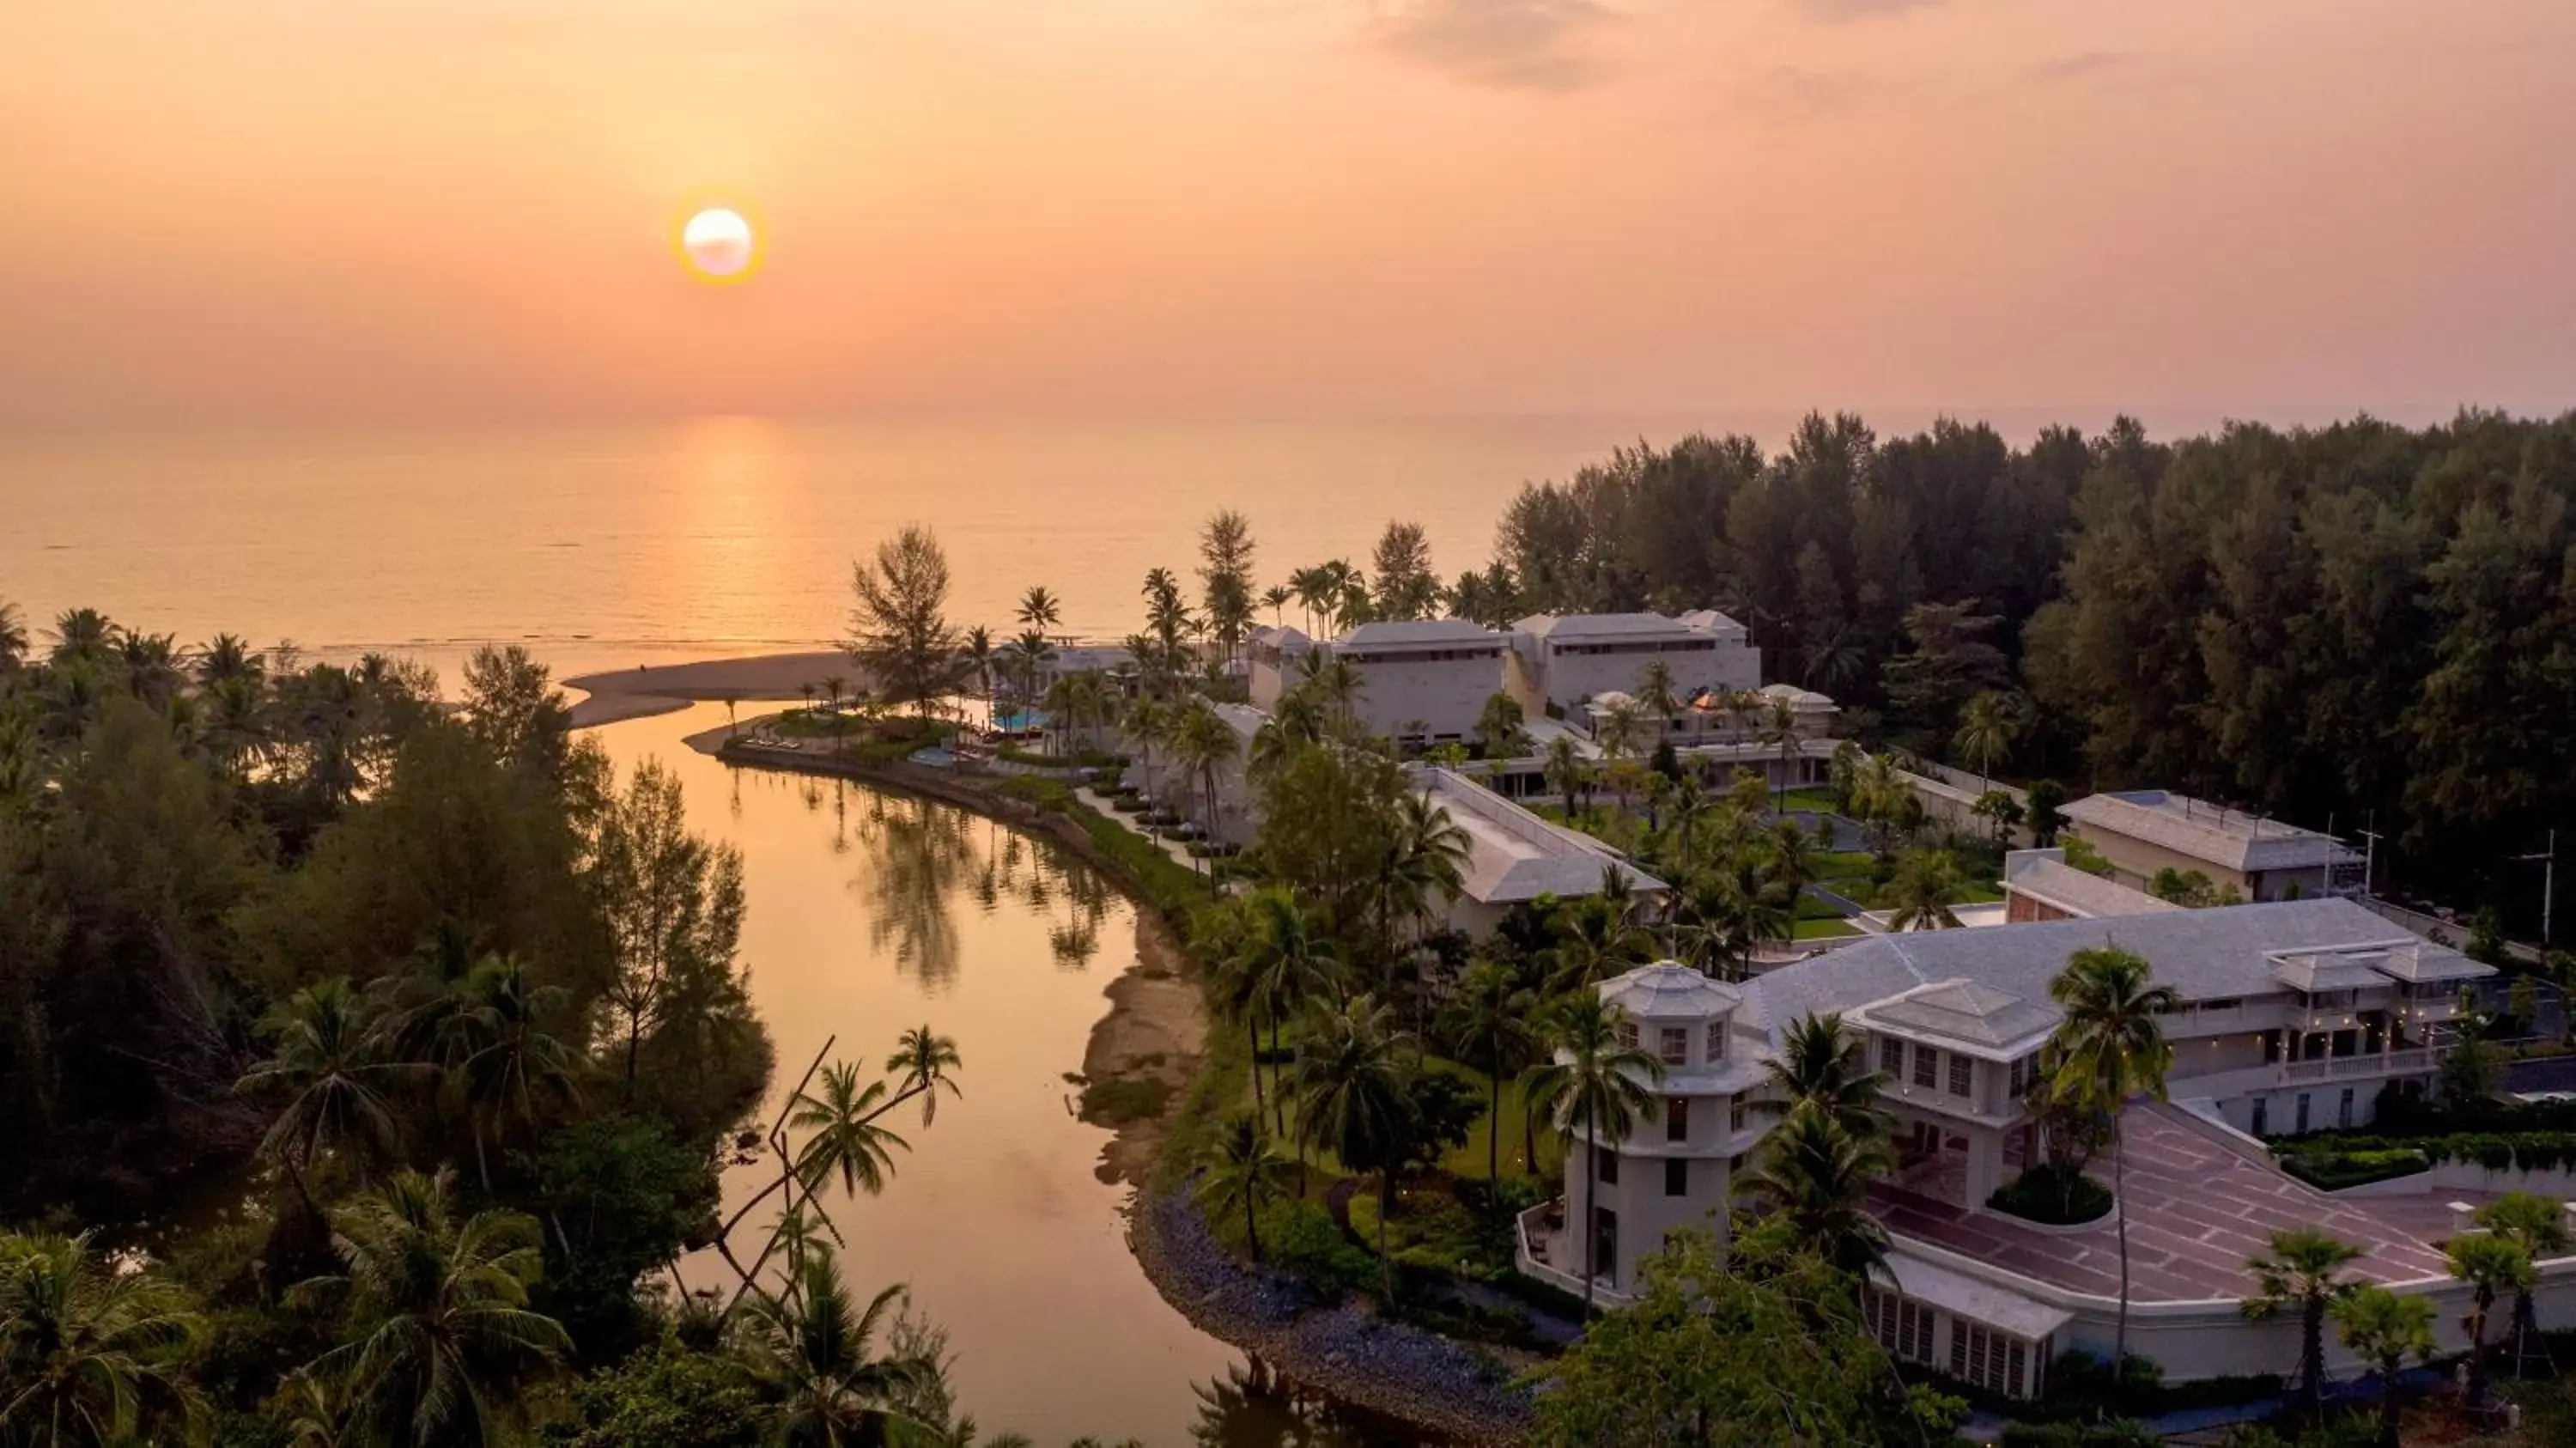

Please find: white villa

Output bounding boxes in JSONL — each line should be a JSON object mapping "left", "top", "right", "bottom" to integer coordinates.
{"left": 1505, "top": 610, "right": 1762, "bottom": 724}
{"left": 2062, "top": 789, "right": 2368, "bottom": 903}
{"left": 2001, "top": 848, "right": 2179, "bottom": 922}
{"left": 1248, "top": 620, "right": 1507, "bottom": 747}
{"left": 1515, "top": 901, "right": 2573, "bottom": 1395}
{"left": 1416, "top": 767, "right": 1668, "bottom": 935}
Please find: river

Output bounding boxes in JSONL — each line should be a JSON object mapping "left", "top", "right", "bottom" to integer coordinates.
{"left": 592, "top": 703, "right": 1427, "bottom": 1446}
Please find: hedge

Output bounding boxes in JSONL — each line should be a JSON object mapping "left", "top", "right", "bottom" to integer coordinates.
{"left": 2278, "top": 1147, "right": 2432, "bottom": 1191}
{"left": 2275, "top": 1131, "right": 2576, "bottom": 1177}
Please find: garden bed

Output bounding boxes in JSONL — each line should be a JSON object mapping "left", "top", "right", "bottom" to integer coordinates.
{"left": 1986, "top": 1166, "right": 2113, "bottom": 1226}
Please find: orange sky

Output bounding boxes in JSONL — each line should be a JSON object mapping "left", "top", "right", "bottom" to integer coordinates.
{"left": 5, "top": 0, "right": 2573, "bottom": 424}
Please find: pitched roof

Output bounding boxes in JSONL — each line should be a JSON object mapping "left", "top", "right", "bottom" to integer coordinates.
{"left": 2063, "top": 790, "right": 2359, "bottom": 873}
{"left": 1600, "top": 962, "right": 1741, "bottom": 1020}
{"left": 2002, "top": 850, "right": 2181, "bottom": 919}
{"left": 1515, "top": 611, "right": 1699, "bottom": 641}
{"left": 1334, "top": 618, "right": 1504, "bottom": 648}
{"left": 1862, "top": 980, "right": 2061, "bottom": 1053}
{"left": 1735, "top": 898, "right": 2489, "bottom": 1047}
{"left": 1417, "top": 768, "right": 1668, "bottom": 904}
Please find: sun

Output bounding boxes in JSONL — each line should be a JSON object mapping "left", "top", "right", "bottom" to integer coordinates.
{"left": 676, "top": 205, "right": 762, "bottom": 283}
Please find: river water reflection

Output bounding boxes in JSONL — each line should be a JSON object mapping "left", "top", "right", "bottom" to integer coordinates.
{"left": 596, "top": 705, "right": 1426, "bottom": 1446}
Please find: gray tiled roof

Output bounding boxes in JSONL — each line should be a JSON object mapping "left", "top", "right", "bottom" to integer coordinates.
{"left": 2003, "top": 852, "right": 2181, "bottom": 919}
{"left": 1334, "top": 618, "right": 1504, "bottom": 648}
{"left": 2063, "top": 790, "right": 2356, "bottom": 873}
{"left": 1600, "top": 962, "right": 1740, "bottom": 1020}
{"left": 1736, "top": 898, "right": 2479, "bottom": 1047}
{"left": 1865, "top": 981, "right": 2061, "bottom": 1050}
{"left": 2269, "top": 952, "right": 2390, "bottom": 993}
{"left": 1418, "top": 768, "right": 1669, "bottom": 904}
{"left": 1515, "top": 611, "right": 1699, "bottom": 641}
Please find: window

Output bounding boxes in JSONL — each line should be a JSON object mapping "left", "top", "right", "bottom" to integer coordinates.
{"left": 1661, "top": 1027, "right": 1690, "bottom": 1067}
{"left": 1947, "top": 1053, "right": 1973, "bottom": 1098}
{"left": 1880, "top": 1037, "right": 1906, "bottom": 1078}
{"left": 2008, "top": 1055, "right": 2035, "bottom": 1098}
{"left": 1619, "top": 1022, "right": 1639, "bottom": 1051}
{"left": 1729, "top": 1098, "right": 1748, "bottom": 1133}
{"left": 1664, "top": 1159, "right": 1689, "bottom": 1196}
{"left": 1864, "top": 1289, "right": 1935, "bottom": 1364}
{"left": 2251, "top": 1098, "right": 2269, "bottom": 1136}
{"left": 1598, "top": 1150, "right": 1619, "bottom": 1184}
{"left": 2201, "top": 997, "right": 2243, "bottom": 1013}
{"left": 1951, "top": 1324, "right": 2031, "bottom": 1397}
{"left": 2339, "top": 1087, "right": 2354, "bottom": 1129}
{"left": 1666, "top": 1097, "right": 1689, "bottom": 1142}
{"left": 2295, "top": 1092, "right": 2311, "bottom": 1135}
{"left": 1706, "top": 1023, "right": 1728, "bottom": 1063}
{"left": 1913, "top": 1045, "right": 1940, "bottom": 1090}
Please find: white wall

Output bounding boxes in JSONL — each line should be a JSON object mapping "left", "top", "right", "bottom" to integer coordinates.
{"left": 1530, "top": 639, "right": 1760, "bottom": 714}
{"left": 1350, "top": 652, "right": 1502, "bottom": 741}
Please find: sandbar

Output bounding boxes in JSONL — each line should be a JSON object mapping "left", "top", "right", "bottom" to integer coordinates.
{"left": 563, "top": 650, "right": 860, "bottom": 728}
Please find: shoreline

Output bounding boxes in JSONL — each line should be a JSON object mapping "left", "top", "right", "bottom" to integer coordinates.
{"left": 563, "top": 650, "right": 858, "bottom": 728}
{"left": 687, "top": 732, "right": 1534, "bottom": 1445}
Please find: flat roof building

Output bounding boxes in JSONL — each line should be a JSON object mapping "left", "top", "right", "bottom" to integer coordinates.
{"left": 2062, "top": 790, "right": 2365, "bottom": 902}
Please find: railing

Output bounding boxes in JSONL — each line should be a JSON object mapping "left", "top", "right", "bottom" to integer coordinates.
{"left": 2279, "top": 1048, "right": 2433, "bottom": 1084}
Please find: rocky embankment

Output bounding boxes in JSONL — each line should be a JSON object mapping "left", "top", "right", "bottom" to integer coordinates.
{"left": 1128, "top": 1182, "right": 1538, "bottom": 1446}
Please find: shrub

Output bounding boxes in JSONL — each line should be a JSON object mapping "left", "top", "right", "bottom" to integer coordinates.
{"left": 1988, "top": 1165, "right": 2113, "bottom": 1226}
{"left": 1077, "top": 1075, "right": 1172, "bottom": 1126}
{"left": 997, "top": 776, "right": 1072, "bottom": 811}
{"left": 1264, "top": 1198, "right": 1376, "bottom": 1297}
{"left": 2277, "top": 1148, "right": 2430, "bottom": 1191}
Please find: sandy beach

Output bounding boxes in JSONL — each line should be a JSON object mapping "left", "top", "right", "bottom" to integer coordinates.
{"left": 562, "top": 650, "right": 860, "bottom": 727}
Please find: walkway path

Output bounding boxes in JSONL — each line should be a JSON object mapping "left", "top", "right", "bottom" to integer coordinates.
{"left": 1075, "top": 785, "right": 1218, "bottom": 877}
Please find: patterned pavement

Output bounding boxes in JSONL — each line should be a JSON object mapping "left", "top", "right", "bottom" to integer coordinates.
{"left": 1872, "top": 1102, "right": 2459, "bottom": 1302}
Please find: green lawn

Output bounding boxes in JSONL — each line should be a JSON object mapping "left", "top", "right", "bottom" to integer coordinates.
{"left": 1793, "top": 917, "right": 1861, "bottom": 940}
{"left": 1959, "top": 883, "right": 2005, "bottom": 904}
{"left": 1778, "top": 786, "right": 1842, "bottom": 814}
{"left": 1242, "top": 1049, "right": 1564, "bottom": 1183}
{"left": 1814, "top": 850, "right": 1874, "bottom": 873}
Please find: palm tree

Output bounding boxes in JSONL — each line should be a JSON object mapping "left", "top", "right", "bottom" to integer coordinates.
{"left": 1015, "top": 585, "right": 1062, "bottom": 636}
{"left": 47, "top": 607, "right": 117, "bottom": 666}
{"left": 737, "top": 1247, "right": 933, "bottom": 1448}
{"left": 790, "top": 1063, "right": 912, "bottom": 1199}
{"left": 1759, "top": 695, "right": 1805, "bottom": 810}
{"left": 0, "top": 1232, "right": 204, "bottom": 1447}
{"left": 1544, "top": 894, "right": 1652, "bottom": 994}
{"left": 1302, "top": 653, "right": 1365, "bottom": 734}
{"left": 305, "top": 1169, "right": 568, "bottom": 1448}
{"left": 1261, "top": 584, "right": 1293, "bottom": 627}
{"left": 236, "top": 978, "right": 417, "bottom": 1192}
{"left": 1884, "top": 849, "right": 1968, "bottom": 931}
{"left": 2331, "top": 1286, "right": 2435, "bottom": 1448}
{"left": 2446, "top": 1232, "right": 2533, "bottom": 1412}
{"left": 2473, "top": 1190, "right": 2570, "bottom": 1377}
{"left": 1631, "top": 660, "right": 1677, "bottom": 730}
{"left": 447, "top": 955, "right": 580, "bottom": 1192}
{"left": 1121, "top": 694, "right": 1170, "bottom": 796}
{"left": 1662, "top": 772, "right": 1713, "bottom": 875}
{"left": 1382, "top": 793, "right": 1470, "bottom": 965}
{"left": 1953, "top": 691, "right": 2021, "bottom": 791}
{"left": 1596, "top": 697, "right": 1644, "bottom": 769}
{"left": 1473, "top": 692, "right": 1530, "bottom": 761}
{"left": 1542, "top": 734, "right": 1589, "bottom": 818}
{"left": 2241, "top": 1226, "right": 2364, "bottom": 1421}
{"left": 1746, "top": 1105, "right": 1895, "bottom": 1281}
{"left": 961, "top": 626, "right": 996, "bottom": 721}
{"left": 2046, "top": 946, "right": 2179, "bottom": 1377}
{"left": 1759, "top": 1013, "right": 1888, "bottom": 1140}
{"left": 1289, "top": 995, "right": 1418, "bottom": 1300}
{"left": 1521, "top": 993, "right": 1662, "bottom": 1307}
{"left": 195, "top": 631, "right": 262, "bottom": 686}
{"left": 1196, "top": 1113, "right": 1294, "bottom": 1264}
{"left": 1443, "top": 960, "right": 1537, "bottom": 1182}
{"left": 884, "top": 1025, "right": 963, "bottom": 1125}
{"left": 0, "top": 601, "right": 27, "bottom": 672}
{"left": 1171, "top": 702, "right": 1238, "bottom": 847}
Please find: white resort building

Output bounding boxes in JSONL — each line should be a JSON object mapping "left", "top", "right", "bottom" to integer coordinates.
{"left": 1505, "top": 610, "right": 1762, "bottom": 725}
{"left": 1414, "top": 767, "right": 1668, "bottom": 936}
{"left": 2061, "top": 789, "right": 2368, "bottom": 903}
{"left": 1515, "top": 900, "right": 2573, "bottom": 1396}
{"left": 1248, "top": 620, "right": 1508, "bottom": 747}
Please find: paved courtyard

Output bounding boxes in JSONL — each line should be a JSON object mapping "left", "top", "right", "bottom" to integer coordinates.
{"left": 1873, "top": 1102, "right": 2459, "bottom": 1301}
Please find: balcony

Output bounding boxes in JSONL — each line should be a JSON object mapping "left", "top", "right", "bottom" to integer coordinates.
{"left": 1515, "top": 1199, "right": 1630, "bottom": 1305}
{"left": 2279, "top": 1047, "right": 2433, "bottom": 1085}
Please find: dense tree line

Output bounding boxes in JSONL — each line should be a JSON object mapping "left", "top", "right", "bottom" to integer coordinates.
{"left": 1480, "top": 411, "right": 2576, "bottom": 918}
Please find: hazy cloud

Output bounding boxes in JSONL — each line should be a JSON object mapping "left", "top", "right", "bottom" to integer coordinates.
{"left": 1369, "top": 0, "right": 1622, "bottom": 93}
{"left": 2025, "top": 51, "right": 2129, "bottom": 83}
{"left": 1741, "top": 64, "right": 1876, "bottom": 121}
{"left": 1798, "top": 0, "right": 1941, "bottom": 21}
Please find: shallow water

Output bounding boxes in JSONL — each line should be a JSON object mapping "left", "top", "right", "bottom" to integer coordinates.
{"left": 593, "top": 704, "right": 1427, "bottom": 1445}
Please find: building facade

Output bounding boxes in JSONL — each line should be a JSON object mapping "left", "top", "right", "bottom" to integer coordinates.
{"left": 2062, "top": 790, "right": 2365, "bottom": 902}
{"left": 1504, "top": 610, "right": 1762, "bottom": 723}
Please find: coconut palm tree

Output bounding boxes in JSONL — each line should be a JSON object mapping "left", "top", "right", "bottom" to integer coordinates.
{"left": 236, "top": 977, "right": 418, "bottom": 1191}
{"left": 1171, "top": 702, "right": 1238, "bottom": 847}
{"left": 1544, "top": 894, "right": 1653, "bottom": 995}
{"left": 884, "top": 1025, "right": 963, "bottom": 1126}
{"left": 1746, "top": 1105, "right": 1895, "bottom": 1281}
{"left": 2046, "top": 946, "right": 2179, "bottom": 1377}
{"left": 1884, "top": 849, "right": 1969, "bottom": 932}
{"left": 1015, "top": 585, "right": 1062, "bottom": 637}
{"left": 960, "top": 626, "right": 996, "bottom": 721}
{"left": 737, "top": 1248, "right": 934, "bottom": 1448}
{"left": 0, "top": 1231, "right": 205, "bottom": 1447}
{"left": 2241, "top": 1226, "right": 2365, "bottom": 1421}
{"left": 46, "top": 607, "right": 117, "bottom": 666}
{"left": 304, "top": 1169, "right": 568, "bottom": 1448}
{"left": 2331, "top": 1286, "right": 2435, "bottom": 1448}
{"left": 1596, "top": 697, "right": 1644, "bottom": 768}
{"left": 1121, "top": 694, "right": 1170, "bottom": 797}
{"left": 2446, "top": 1232, "right": 2533, "bottom": 1412}
{"left": 1542, "top": 735, "right": 1589, "bottom": 819}
{"left": 2473, "top": 1190, "right": 2570, "bottom": 1377}
{"left": 1473, "top": 691, "right": 1531, "bottom": 761}
{"left": 1383, "top": 792, "right": 1470, "bottom": 961}
{"left": 1261, "top": 584, "right": 1293, "bottom": 628}
{"left": 1521, "top": 993, "right": 1662, "bottom": 1307}
{"left": 1233, "top": 888, "right": 1343, "bottom": 1135}
{"left": 1290, "top": 995, "right": 1419, "bottom": 1300}
{"left": 1301, "top": 653, "right": 1365, "bottom": 735}
{"left": 1759, "top": 694, "right": 1805, "bottom": 810}
{"left": 1196, "top": 1113, "right": 1294, "bottom": 1264}
{"left": 1953, "top": 691, "right": 2021, "bottom": 791}
{"left": 1443, "top": 959, "right": 1538, "bottom": 1183}
{"left": 194, "top": 631, "right": 262, "bottom": 687}
{"left": 1759, "top": 1013, "right": 1888, "bottom": 1140}
{"left": 1662, "top": 771, "right": 1713, "bottom": 875}
{"left": 1631, "top": 660, "right": 1677, "bottom": 731}
{"left": 446, "top": 955, "right": 580, "bottom": 1193}
{"left": 789, "top": 1063, "right": 912, "bottom": 1199}
{"left": 0, "top": 601, "right": 27, "bottom": 672}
